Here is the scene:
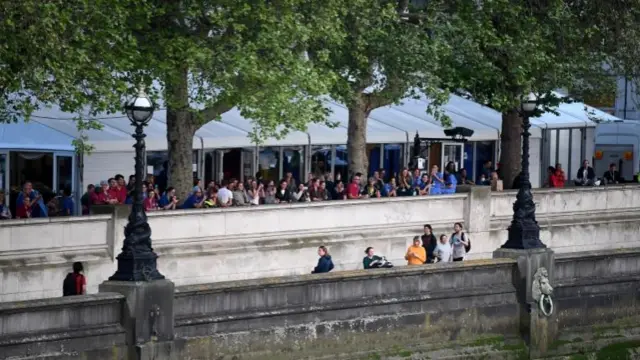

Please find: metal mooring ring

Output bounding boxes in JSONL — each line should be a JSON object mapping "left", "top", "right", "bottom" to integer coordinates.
{"left": 539, "top": 294, "right": 554, "bottom": 317}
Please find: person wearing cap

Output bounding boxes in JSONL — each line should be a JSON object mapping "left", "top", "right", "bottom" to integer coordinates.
{"left": 92, "top": 180, "right": 110, "bottom": 205}
{"left": 183, "top": 186, "right": 205, "bottom": 209}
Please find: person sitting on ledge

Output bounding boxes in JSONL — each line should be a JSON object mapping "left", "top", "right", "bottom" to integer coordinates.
{"left": 311, "top": 246, "right": 334, "bottom": 274}
{"left": 405, "top": 236, "right": 426, "bottom": 265}
{"left": 363, "top": 247, "right": 393, "bottom": 269}
{"left": 603, "top": 163, "right": 623, "bottom": 184}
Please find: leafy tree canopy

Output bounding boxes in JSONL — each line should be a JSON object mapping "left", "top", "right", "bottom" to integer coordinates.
{"left": 1, "top": 0, "right": 345, "bottom": 198}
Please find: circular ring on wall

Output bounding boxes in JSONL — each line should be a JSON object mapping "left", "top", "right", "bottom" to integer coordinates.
{"left": 539, "top": 294, "right": 554, "bottom": 317}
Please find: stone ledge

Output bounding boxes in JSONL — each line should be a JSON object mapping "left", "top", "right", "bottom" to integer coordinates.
{"left": 489, "top": 208, "right": 640, "bottom": 230}
{"left": 0, "top": 323, "right": 125, "bottom": 346}
{"left": 555, "top": 274, "right": 640, "bottom": 290}
{"left": 491, "top": 184, "right": 640, "bottom": 197}
{"left": 0, "top": 245, "right": 112, "bottom": 268}
{"left": 0, "top": 292, "right": 124, "bottom": 313}
{"left": 555, "top": 247, "right": 640, "bottom": 261}
{"left": 175, "top": 284, "right": 516, "bottom": 326}
{"left": 175, "top": 258, "right": 516, "bottom": 296}
{"left": 146, "top": 193, "right": 469, "bottom": 219}
{"left": 0, "top": 214, "right": 112, "bottom": 227}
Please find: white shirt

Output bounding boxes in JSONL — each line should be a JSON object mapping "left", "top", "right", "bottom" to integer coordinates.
{"left": 217, "top": 187, "right": 233, "bottom": 205}
{"left": 435, "top": 243, "right": 452, "bottom": 262}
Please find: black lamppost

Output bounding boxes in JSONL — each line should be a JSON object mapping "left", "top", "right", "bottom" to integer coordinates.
{"left": 502, "top": 93, "right": 547, "bottom": 249}
{"left": 109, "top": 87, "right": 165, "bottom": 281}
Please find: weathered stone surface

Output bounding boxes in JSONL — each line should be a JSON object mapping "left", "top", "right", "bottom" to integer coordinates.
{"left": 2, "top": 186, "right": 640, "bottom": 302}
{"left": 1, "top": 250, "right": 640, "bottom": 359}
{"left": 99, "top": 280, "right": 175, "bottom": 360}
{"left": 0, "top": 293, "right": 126, "bottom": 359}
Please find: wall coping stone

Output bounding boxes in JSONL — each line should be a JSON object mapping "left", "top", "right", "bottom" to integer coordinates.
{"left": 0, "top": 292, "right": 124, "bottom": 314}
{"left": 491, "top": 184, "right": 640, "bottom": 197}
{"left": 175, "top": 258, "right": 517, "bottom": 295}
{"left": 148, "top": 192, "right": 469, "bottom": 219}
{"left": 0, "top": 214, "right": 112, "bottom": 227}
{"left": 555, "top": 247, "right": 640, "bottom": 262}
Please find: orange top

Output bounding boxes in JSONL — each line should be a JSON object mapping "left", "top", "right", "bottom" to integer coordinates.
{"left": 405, "top": 245, "right": 426, "bottom": 265}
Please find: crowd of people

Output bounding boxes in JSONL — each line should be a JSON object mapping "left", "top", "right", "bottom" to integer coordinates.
{"left": 74, "top": 160, "right": 495, "bottom": 213}
{"left": 544, "top": 160, "right": 627, "bottom": 188}
{"left": 310, "top": 222, "right": 472, "bottom": 274}
{"left": 60, "top": 222, "right": 471, "bottom": 297}
{"left": 0, "top": 158, "right": 633, "bottom": 220}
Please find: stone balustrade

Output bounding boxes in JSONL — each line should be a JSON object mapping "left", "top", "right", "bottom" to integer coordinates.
{"left": 1, "top": 185, "right": 639, "bottom": 302}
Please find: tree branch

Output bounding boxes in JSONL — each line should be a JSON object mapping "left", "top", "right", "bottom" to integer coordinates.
{"left": 364, "top": 77, "right": 407, "bottom": 111}
{"left": 198, "top": 98, "right": 233, "bottom": 124}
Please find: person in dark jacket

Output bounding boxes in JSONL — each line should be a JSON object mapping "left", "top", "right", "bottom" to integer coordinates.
{"left": 603, "top": 163, "right": 623, "bottom": 184}
{"left": 421, "top": 224, "right": 438, "bottom": 263}
{"left": 312, "top": 246, "right": 334, "bottom": 274}
{"left": 575, "top": 160, "right": 596, "bottom": 186}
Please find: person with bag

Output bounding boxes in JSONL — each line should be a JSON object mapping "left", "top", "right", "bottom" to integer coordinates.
{"left": 363, "top": 247, "right": 393, "bottom": 269}
{"left": 63, "top": 262, "right": 87, "bottom": 296}
{"left": 450, "top": 222, "right": 471, "bottom": 262}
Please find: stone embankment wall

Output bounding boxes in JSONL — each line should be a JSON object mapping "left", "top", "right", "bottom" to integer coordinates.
{"left": 1, "top": 185, "right": 639, "bottom": 301}
{"left": 1, "top": 248, "right": 640, "bottom": 359}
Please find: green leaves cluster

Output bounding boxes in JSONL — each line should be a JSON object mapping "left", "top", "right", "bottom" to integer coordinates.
{"left": 3, "top": 0, "right": 640, "bottom": 184}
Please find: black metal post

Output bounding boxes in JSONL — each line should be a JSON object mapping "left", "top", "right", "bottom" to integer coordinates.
{"left": 109, "top": 121, "right": 164, "bottom": 281}
{"left": 502, "top": 113, "right": 547, "bottom": 249}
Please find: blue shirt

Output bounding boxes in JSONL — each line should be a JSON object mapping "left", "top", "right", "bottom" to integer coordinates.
{"left": 62, "top": 197, "right": 74, "bottom": 216}
{"left": 182, "top": 194, "right": 203, "bottom": 209}
{"left": 441, "top": 173, "right": 458, "bottom": 194}
{"left": 158, "top": 194, "right": 170, "bottom": 208}
{"left": 430, "top": 172, "right": 444, "bottom": 195}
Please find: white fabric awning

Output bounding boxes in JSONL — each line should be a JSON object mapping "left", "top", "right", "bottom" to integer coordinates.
{"left": 2, "top": 93, "right": 613, "bottom": 152}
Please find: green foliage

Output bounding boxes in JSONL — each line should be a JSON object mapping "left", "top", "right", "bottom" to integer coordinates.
{"left": 0, "top": 0, "right": 141, "bottom": 122}
{"left": 0, "top": 0, "right": 344, "bottom": 139}
{"left": 309, "top": 0, "right": 452, "bottom": 117}
{"left": 439, "top": 0, "right": 614, "bottom": 111}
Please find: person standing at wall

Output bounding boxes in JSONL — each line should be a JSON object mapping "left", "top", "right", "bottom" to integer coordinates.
{"left": 405, "top": 236, "right": 426, "bottom": 265}
{"left": 63, "top": 262, "right": 86, "bottom": 296}
{"left": 421, "top": 224, "right": 438, "bottom": 263}
{"left": 435, "top": 234, "right": 452, "bottom": 263}
{"left": 450, "top": 222, "right": 470, "bottom": 262}
{"left": 312, "top": 246, "right": 334, "bottom": 274}
{"left": 551, "top": 163, "right": 566, "bottom": 188}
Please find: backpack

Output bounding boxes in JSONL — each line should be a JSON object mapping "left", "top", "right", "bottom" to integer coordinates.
{"left": 463, "top": 233, "right": 471, "bottom": 253}
{"left": 63, "top": 273, "right": 78, "bottom": 296}
{"left": 452, "top": 232, "right": 472, "bottom": 253}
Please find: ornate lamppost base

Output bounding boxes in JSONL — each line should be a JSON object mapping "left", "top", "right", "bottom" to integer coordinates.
{"left": 502, "top": 220, "right": 547, "bottom": 250}
{"left": 109, "top": 250, "right": 165, "bottom": 282}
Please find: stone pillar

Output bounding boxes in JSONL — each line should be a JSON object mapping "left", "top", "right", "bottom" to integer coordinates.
{"left": 91, "top": 204, "right": 130, "bottom": 260}
{"left": 464, "top": 186, "right": 491, "bottom": 234}
{"left": 493, "top": 248, "right": 558, "bottom": 359}
{"left": 99, "top": 280, "right": 177, "bottom": 360}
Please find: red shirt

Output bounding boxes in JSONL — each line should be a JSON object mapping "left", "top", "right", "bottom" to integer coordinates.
{"left": 550, "top": 170, "right": 566, "bottom": 188}
{"left": 346, "top": 183, "right": 360, "bottom": 199}
{"left": 93, "top": 192, "right": 110, "bottom": 205}
{"left": 107, "top": 187, "right": 126, "bottom": 204}
{"left": 119, "top": 187, "right": 128, "bottom": 202}
{"left": 16, "top": 204, "right": 31, "bottom": 218}
{"left": 74, "top": 273, "right": 86, "bottom": 295}
{"left": 143, "top": 197, "right": 157, "bottom": 211}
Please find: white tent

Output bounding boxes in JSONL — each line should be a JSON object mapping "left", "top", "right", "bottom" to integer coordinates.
{"left": 3, "top": 93, "right": 609, "bottom": 152}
